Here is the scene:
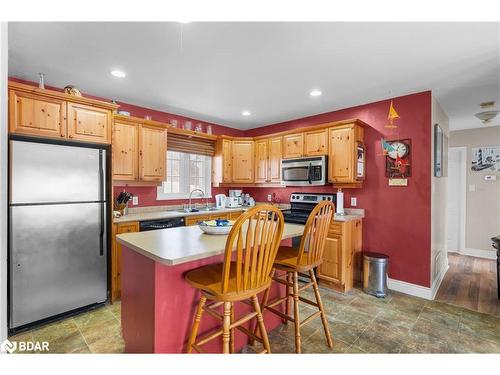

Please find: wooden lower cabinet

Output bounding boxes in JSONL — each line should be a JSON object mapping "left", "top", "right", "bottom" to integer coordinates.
{"left": 111, "top": 221, "right": 139, "bottom": 302}
{"left": 317, "top": 219, "right": 362, "bottom": 293}
{"left": 184, "top": 211, "right": 241, "bottom": 226}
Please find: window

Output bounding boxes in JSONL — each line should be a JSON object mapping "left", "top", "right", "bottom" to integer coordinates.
{"left": 156, "top": 151, "right": 212, "bottom": 200}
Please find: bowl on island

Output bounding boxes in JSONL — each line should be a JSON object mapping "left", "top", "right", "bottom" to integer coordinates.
{"left": 198, "top": 219, "right": 234, "bottom": 235}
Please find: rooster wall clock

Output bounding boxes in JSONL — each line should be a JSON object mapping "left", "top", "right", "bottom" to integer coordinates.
{"left": 385, "top": 139, "right": 411, "bottom": 178}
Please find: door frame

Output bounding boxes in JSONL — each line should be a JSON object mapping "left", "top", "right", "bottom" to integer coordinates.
{"left": 447, "top": 146, "right": 467, "bottom": 253}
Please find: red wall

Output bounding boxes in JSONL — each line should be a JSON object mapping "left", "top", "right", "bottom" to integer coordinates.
{"left": 243, "top": 92, "right": 432, "bottom": 287}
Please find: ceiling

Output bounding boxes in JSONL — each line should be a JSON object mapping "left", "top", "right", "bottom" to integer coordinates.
{"left": 8, "top": 22, "right": 500, "bottom": 131}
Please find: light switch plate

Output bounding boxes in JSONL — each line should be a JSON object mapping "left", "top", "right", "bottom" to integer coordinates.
{"left": 132, "top": 196, "right": 138, "bottom": 205}
{"left": 469, "top": 184, "right": 476, "bottom": 192}
{"left": 267, "top": 194, "right": 272, "bottom": 202}
{"left": 350, "top": 197, "right": 357, "bottom": 206}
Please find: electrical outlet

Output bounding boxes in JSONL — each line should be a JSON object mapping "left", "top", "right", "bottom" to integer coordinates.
{"left": 132, "top": 196, "right": 139, "bottom": 205}
{"left": 350, "top": 197, "right": 357, "bottom": 207}
{"left": 267, "top": 194, "right": 272, "bottom": 202}
{"left": 469, "top": 184, "right": 476, "bottom": 192}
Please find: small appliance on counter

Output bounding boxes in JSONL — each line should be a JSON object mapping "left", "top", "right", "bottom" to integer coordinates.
{"left": 228, "top": 189, "right": 243, "bottom": 206}
{"left": 215, "top": 194, "right": 227, "bottom": 209}
{"left": 226, "top": 196, "right": 240, "bottom": 208}
{"left": 336, "top": 188, "right": 345, "bottom": 215}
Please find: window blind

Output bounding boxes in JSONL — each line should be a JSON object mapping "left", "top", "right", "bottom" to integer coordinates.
{"left": 167, "top": 133, "right": 216, "bottom": 156}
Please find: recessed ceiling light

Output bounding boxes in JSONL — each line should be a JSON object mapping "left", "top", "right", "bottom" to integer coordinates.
{"left": 178, "top": 21, "right": 191, "bottom": 24}
{"left": 111, "top": 70, "right": 126, "bottom": 78}
{"left": 310, "top": 89, "right": 322, "bottom": 97}
{"left": 242, "top": 110, "right": 251, "bottom": 116}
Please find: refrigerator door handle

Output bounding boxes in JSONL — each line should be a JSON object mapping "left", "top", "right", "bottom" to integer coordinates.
{"left": 99, "top": 150, "right": 104, "bottom": 257}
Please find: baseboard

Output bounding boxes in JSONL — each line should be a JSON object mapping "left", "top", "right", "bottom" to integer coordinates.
{"left": 387, "top": 277, "right": 433, "bottom": 300}
{"left": 458, "top": 248, "right": 496, "bottom": 260}
{"left": 431, "top": 263, "right": 449, "bottom": 299}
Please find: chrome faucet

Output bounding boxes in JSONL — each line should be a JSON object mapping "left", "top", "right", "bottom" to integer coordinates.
{"left": 188, "top": 189, "right": 206, "bottom": 212}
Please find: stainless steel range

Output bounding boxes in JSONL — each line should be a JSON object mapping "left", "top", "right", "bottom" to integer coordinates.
{"left": 282, "top": 192, "right": 336, "bottom": 225}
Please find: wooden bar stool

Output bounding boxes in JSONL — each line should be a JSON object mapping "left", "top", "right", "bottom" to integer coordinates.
{"left": 185, "top": 205, "right": 285, "bottom": 354}
{"left": 256, "top": 200, "right": 335, "bottom": 353}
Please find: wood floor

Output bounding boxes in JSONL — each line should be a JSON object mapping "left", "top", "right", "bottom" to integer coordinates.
{"left": 436, "top": 253, "right": 499, "bottom": 317}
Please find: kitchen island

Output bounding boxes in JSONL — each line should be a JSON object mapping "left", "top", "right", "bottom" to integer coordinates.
{"left": 116, "top": 222, "right": 305, "bottom": 353}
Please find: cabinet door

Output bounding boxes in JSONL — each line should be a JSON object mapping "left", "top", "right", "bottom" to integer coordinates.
{"left": 352, "top": 219, "right": 363, "bottom": 283}
{"left": 268, "top": 137, "right": 282, "bottom": 182}
{"left": 229, "top": 211, "right": 243, "bottom": 220}
{"left": 112, "top": 122, "right": 138, "bottom": 181}
{"left": 318, "top": 234, "right": 342, "bottom": 284}
{"left": 186, "top": 215, "right": 210, "bottom": 226}
{"left": 222, "top": 139, "right": 232, "bottom": 183}
{"left": 139, "top": 125, "right": 167, "bottom": 182}
{"left": 329, "top": 127, "right": 354, "bottom": 183}
{"left": 254, "top": 139, "right": 269, "bottom": 183}
{"left": 232, "top": 140, "right": 254, "bottom": 183}
{"left": 67, "top": 102, "right": 111, "bottom": 144}
{"left": 305, "top": 129, "right": 328, "bottom": 156}
{"left": 113, "top": 222, "right": 139, "bottom": 301}
{"left": 208, "top": 213, "right": 229, "bottom": 220}
{"left": 283, "top": 133, "right": 304, "bottom": 158}
{"left": 9, "top": 90, "right": 66, "bottom": 139}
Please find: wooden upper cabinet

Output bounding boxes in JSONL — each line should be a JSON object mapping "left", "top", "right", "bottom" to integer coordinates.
{"left": 328, "top": 124, "right": 364, "bottom": 184}
{"left": 9, "top": 89, "right": 66, "bottom": 139}
{"left": 221, "top": 139, "right": 232, "bottom": 183}
{"left": 112, "top": 121, "right": 139, "bottom": 181}
{"left": 254, "top": 139, "right": 269, "bottom": 183}
{"left": 67, "top": 102, "right": 111, "bottom": 144}
{"left": 232, "top": 140, "right": 254, "bottom": 183}
{"left": 283, "top": 133, "right": 304, "bottom": 158}
{"left": 139, "top": 125, "right": 167, "bottom": 182}
{"left": 304, "top": 129, "right": 328, "bottom": 156}
{"left": 268, "top": 136, "right": 282, "bottom": 182}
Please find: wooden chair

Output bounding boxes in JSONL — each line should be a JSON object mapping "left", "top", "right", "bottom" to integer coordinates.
{"left": 185, "top": 205, "right": 285, "bottom": 354}
{"left": 256, "top": 200, "right": 335, "bottom": 353}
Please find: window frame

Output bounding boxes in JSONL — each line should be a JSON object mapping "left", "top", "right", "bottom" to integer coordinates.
{"left": 156, "top": 151, "right": 212, "bottom": 200}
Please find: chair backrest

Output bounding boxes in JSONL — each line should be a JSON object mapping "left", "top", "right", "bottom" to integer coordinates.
{"left": 221, "top": 205, "right": 285, "bottom": 294}
{"left": 296, "top": 200, "right": 335, "bottom": 267}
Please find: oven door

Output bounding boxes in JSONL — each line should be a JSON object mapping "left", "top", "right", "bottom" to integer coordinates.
{"left": 281, "top": 156, "right": 326, "bottom": 186}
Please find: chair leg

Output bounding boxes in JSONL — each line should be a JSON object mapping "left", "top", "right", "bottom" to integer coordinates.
{"left": 292, "top": 271, "right": 301, "bottom": 354}
{"left": 186, "top": 295, "right": 207, "bottom": 353}
{"left": 222, "top": 301, "right": 232, "bottom": 354}
{"left": 309, "top": 269, "right": 333, "bottom": 348}
{"left": 285, "top": 271, "right": 292, "bottom": 324}
{"left": 230, "top": 302, "right": 235, "bottom": 353}
{"left": 252, "top": 295, "right": 271, "bottom": 354}
{"left": 251, "top": 269, "right": 274, "bottom": 345}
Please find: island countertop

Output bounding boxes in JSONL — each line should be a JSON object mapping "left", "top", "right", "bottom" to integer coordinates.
{"left": 116, "top": 222, "right": 305, "bottom": 266}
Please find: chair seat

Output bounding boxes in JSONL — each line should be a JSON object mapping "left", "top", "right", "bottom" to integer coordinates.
{"left": 274, "top": 246, "right": 321, "bottom": 271}
{"left": 185, "top": 262, "right": 271, "bottom": 301}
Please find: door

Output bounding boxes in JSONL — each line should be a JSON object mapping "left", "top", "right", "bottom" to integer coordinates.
{"left": 10, "top": 203, "right": 107, "bottom": 328}
{"left": 139, "top": 125, "right": 167, "bottom": 182}
{"left": 268, "top": 137, "right": 282, "bottom": 182}
{"left": 67, "top": 102, "right": 111, "bottom": 144}
{"left": 283, "top": 133, "right": 304, "bottom": 158}
{"left": 254, "top": 139, "right": 269, "bottom": 183}
{"left": 222, "top": 139, "right": 232, "bottom": 183}
{"left": 112, "top": 122, "right": 138, "bottom": 181}
{"left": 446, "top": 147, "right": 466, "bottom": 252}
{"left": 305, "top": 129, "right": 328, "bottom": 156}
{"left": 329, "top": 126, "right": 354, "bottom": 182}
{"left": 10, "top": 140, "right": 104, "bottom": 204}
{"left": 9, "top": 90, "right": 66, "bottom": 139}
{"left": 232, "top": 140, "right": 254, "bottom": 183}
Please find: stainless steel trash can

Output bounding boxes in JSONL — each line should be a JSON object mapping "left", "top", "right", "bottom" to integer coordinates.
{"left": 363, "top": 252, "right": 389, "bottom": 298}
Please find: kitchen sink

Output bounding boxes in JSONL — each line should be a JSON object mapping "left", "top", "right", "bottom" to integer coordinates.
{"left": 177, "top": 207, "right": 221, "bottom": 213}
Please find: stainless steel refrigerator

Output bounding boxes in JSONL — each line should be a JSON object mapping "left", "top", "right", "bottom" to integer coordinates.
{"left": 9, "top": 140, "right": 108, "bottom": 330}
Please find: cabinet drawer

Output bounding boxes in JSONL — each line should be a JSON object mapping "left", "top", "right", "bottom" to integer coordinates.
{"left": 229, "top": 211, "right": 243, "bottom": 220}
{"left": 209, "top": 213, "right": 229, "bottom": 220}
{"left": 185, "top": 215, "right": 210, "bottom": 226}
{"left": 116, "top": 222, "right": 139, "bottom": 234}
{"left": 329, "top": 222, "right": 343, "bottom": 235}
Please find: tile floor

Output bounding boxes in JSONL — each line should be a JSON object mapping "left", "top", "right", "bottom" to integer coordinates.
{"left": 8, "top": 286, "right": 500, "bottom": 354}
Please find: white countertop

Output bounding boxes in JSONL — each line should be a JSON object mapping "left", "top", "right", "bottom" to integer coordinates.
{"left": 117, "top": 222, "right": 305, "bottom": 266}
{"left": 113, "top": 206, "right": 247, "bottom": 224}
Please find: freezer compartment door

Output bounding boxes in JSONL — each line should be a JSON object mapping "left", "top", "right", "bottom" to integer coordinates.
{"left": 10, "top": 140, "right": 106, "bottom": 204}
{"left": 10, "top": 202, "right": 107, "bottom": 329}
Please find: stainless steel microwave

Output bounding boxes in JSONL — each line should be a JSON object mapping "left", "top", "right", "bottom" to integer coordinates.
{"left": 281, "top": 156, "right": 327, "bottom": 186}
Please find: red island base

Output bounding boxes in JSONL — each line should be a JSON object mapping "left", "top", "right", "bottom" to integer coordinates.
{"left": 121, "top": 246, "right": 287, "bottom": 353}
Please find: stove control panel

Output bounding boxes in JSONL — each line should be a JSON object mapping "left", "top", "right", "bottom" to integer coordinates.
{"left": 290, "top": 193, "right": 335, "bottom": 203}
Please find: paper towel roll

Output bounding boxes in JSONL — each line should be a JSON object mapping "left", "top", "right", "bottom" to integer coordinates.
{"left": 336, "top": 189, "right": 345, "bottom": 215}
